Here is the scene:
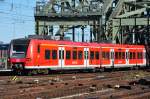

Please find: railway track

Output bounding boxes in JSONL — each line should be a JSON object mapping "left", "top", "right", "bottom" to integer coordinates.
{"left": 0, "top": 69, "right": 150, "bottom": 99}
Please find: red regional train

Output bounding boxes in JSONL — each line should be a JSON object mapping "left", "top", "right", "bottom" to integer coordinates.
{"left": 9, "top": 38, "right": 146, "bottom": 74}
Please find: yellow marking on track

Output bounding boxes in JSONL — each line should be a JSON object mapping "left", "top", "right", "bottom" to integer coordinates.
{"left": 12, "top": 76, "right": 18, "bottom": 81}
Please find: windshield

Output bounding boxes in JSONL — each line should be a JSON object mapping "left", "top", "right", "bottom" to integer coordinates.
{"left": 10, "top": 39, "right": 30, "bottom": 58}
{"left": 13, "top": 44, "right": 28, "bottom": 52}
{"left": 11, "top": 44, "right": 28, "bottom": 58}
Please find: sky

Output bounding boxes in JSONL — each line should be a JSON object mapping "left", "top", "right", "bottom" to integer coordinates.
{"left": 0, "top": 0, "right": 36, "bottom": 43}
{"left": 0, "top": 0, "right": 91, "bottom": 43}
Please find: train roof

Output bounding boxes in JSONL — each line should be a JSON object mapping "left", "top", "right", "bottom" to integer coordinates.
{"left": 11, "top": 38, "right": 145, "bottom": 48}
{"left": 11, "top": 38, "right": 30, "bottom": 45}
{"left": 30, "top": 39, "right": 145, "bottom": 48}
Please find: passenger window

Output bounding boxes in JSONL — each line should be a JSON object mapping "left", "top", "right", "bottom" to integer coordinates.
{"left": 137, "top": 52, "right": 139, "bottom": 59}
{"left": 78, "top": 51, "right": 83, "bottom": 59}
{"left": 52, "top": 50, "right": 57, "bottom": 59}
{"left": 37, "top": 45, "right": 40, "bottom": 53}
{"left": 129, "top": 52, "right": 131, "bottom": 59}
{"left": 95, "top": 51, "right": 99, "bottom": 59}
{"left": 102, "top": 52, "right": 105, "bottom": 59}
{"left": 144, "top": 52, "right": 146, "bottom": 59}
{"left": 129, "top": 52, "right": 132, "bottom": 59}
{"left": 106, "top": 52, "right": 110, "bottom": 59}
{"left": 119, "top": 52, "right": 121, "bottom": 59}
{"left": 141, "top": 52, "right": 143, "bottom": 59}
{"left": 133, "top": 52, "right": 136, "bottom": 59}
{"left": 66, "top": 50, "right": 71, "bottom": 59}
{"left": 138, "top": 52, "right": 142, "bottom": 59}
{"left": 45, "top": 50, "right": 50, "bottom": 60}
{"left": 122, "top": 52, "right": 125, "bottom": 59}
{"left": 115, "top": 52, "right": 118, "bottom": 59}
{"left": 73, "top": 50, "right": 77, "bottom": 60}
{"left": 90, "top": 51, "right": 94, "bottom": 60}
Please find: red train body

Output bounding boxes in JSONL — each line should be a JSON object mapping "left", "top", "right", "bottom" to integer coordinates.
{"left": 9, "top": 38, "right": 146, "bottom": 72}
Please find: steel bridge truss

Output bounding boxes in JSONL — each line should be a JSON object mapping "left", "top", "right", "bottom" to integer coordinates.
{"left": 35, "top": 0, "right": 150, "bottom": 45}
{"left": 35, "top": 0, "right": 114, "bottom": 42}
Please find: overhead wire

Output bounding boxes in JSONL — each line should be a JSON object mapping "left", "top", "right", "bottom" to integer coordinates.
{"left": 0, "top": 0, "right": 35, "bottom": 25}
{"left": 0, "top": 0, "right": 35, "bottom": 40}
{"left": 1, "top": 0, "right": 35, "bottom": 10}
{"left": 0, "top": 10, "right": 34, "bottom": 18}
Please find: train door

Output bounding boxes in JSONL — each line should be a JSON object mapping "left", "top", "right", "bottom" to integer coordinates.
{"left": 84, "top": 48, "right": 89, "bottom": 68}
{"left": 110, "top": 48, "right": 114, "bottom": 67}
{"left": 126, "top": 49, "right": 129, "bottom": 66}
{"left": 58, "top": 47, "right": 64, "bottom": 69}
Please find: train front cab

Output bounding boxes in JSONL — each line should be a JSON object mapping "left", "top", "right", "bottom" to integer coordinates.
{"left": 9, "top": 39, "right": 30, "bottom": 72}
